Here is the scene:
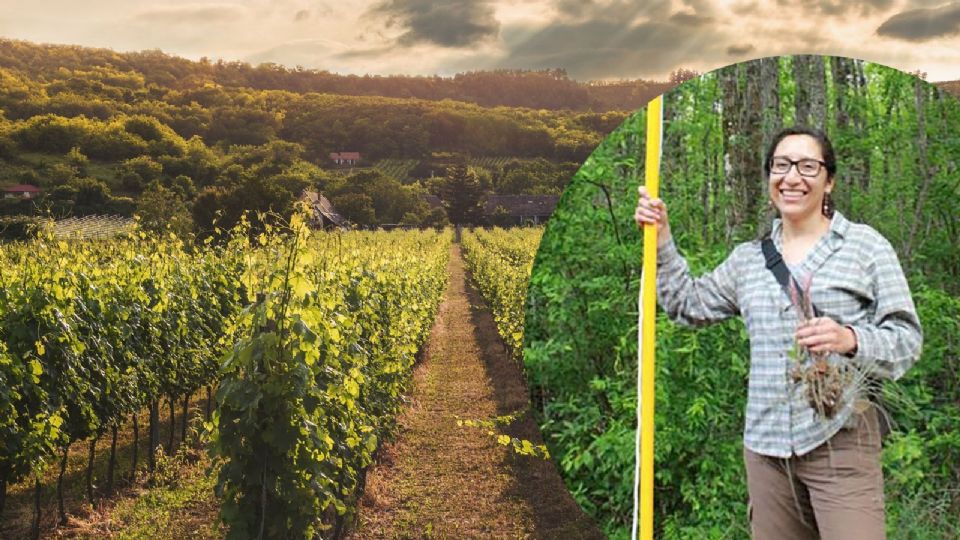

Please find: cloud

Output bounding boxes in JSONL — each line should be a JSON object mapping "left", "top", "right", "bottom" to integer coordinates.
{"left": 670, "top": 11, "right": 712, "bottom": 26}
{"left": 550, "top": 0, "right": 672, "bottom": 22}
{"left": 876, "top": 2, "right": 960, "bottom": 41}
{"left": 294, "top": 9, "right": 310, "bottom": 21}
{"left": 496, "top": 18, "right": 729, "bottom": 80}
{"left": 368, "top": 0, "right": 500, "bottom": 47}
{"left": 133, "top": 4, "right": 248, "bottom": 24}
{"left": 727, "top": 43, "right": 756, "bottom": 56}
{"left": 773, "top": 0, "right": 894, "bottom": 15}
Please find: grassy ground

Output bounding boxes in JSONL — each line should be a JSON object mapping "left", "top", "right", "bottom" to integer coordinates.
{"left": 350, "top": 244, "right": 602, "bottom": 539}
{"left": 65, "top": 446, "right": 222, "bottom": 540}
{"left": 1, "top": 391, "right": 220, "bottom": 539}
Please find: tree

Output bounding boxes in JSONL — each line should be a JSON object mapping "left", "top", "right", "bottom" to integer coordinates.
{"left": 65, "top": 146, "right": 89, "bottom": 176}
{"left": 117, "top": 156, "right": 162, "bottom": 193}
{"left": 331, "top": 193, "right": 375, "bottom": 226}
{"left": 437, "top": 163, "right": 486, "bottom": 225}
{"left": 167, "top": 174, "right": 196, "bottom": 200}
{"left": 136, "top": 183, "right": 192, "bottom": 238}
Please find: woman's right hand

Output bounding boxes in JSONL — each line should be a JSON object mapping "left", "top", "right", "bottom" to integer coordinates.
{"left": 634, "top": 185, "right": 672, "bottom": 247}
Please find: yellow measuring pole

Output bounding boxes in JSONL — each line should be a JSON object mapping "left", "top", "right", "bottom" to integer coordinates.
{"left": 638, "top": 95, "right": 662, "bottom": 540}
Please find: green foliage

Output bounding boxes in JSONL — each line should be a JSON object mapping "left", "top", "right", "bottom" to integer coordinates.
{"left": 461, "top": 227, "right": 541, "bottom": 359}
{"left": 492, "top": 158, "right": 580, "bottom": 195}
{"left": 436, "top": 164, "right": 487, "bottom": 225}
{"left": 0, "top": 215, "right": 46, "bottom": 240}
{"left": 0, "top": 223, "right": 246, "bottom": 497}
{"left": 118, "top": 155, "right": 163, "bottom": 192}
{"left": 65, "top": 146, "right": 88, "bottom": 176}
{"left": 321, "top": 169, "right": 428, "bottom": 227}
{"left": 136, "top": 184, "right": 193, "bottom": 238}
{"left": 211, "top": 219, "right": 450, "bottom": 537}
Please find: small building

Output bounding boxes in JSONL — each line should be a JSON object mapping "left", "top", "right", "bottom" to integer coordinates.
{"left": 329, "top": 152, "right": 361, "bottom": 166}
{"left": 421, "top": 194, "right": 443, "bottom": 210}
{"left": 301, "top": 190, "right": 347, "bottom": 229}
{"left": 483, "top": 194, "right": 559, "bottom": 226}
{"left": 3, "top": 184, "right": 42, "bottom": 199}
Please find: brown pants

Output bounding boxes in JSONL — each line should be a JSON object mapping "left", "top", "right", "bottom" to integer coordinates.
{"left": 744, "top": 406, "right": 886, "bottom": 540}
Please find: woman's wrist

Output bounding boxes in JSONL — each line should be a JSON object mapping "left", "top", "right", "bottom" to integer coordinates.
{"left": 843, "top": 325, "right": 859, "bottom": 357}
{"left": 657, "top": 225, "right": 672, "bottom": 248}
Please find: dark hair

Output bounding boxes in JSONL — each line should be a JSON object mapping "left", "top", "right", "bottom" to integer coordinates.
{"left": 763, "top": 126, "right": 837, "bottom": 179}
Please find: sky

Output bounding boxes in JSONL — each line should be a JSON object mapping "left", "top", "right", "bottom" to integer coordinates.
{"left": 1, "top": 0, "right": 959, "bottom": 81}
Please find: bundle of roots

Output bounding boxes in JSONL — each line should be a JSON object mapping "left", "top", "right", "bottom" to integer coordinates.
{"left": 788, "top": 275, "right": 853, "bottom": 419}
{"left": 790, "top": 357, "right": 852, "bottom": 419}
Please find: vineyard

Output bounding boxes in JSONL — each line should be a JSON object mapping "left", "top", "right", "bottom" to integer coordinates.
{"left": 370, "top": 159, "right": 419, "bottom": 181}
{"left": 461, "top": 227, "right": 541, "bottom": 359}
{"left": 369, "top": 157, "right": 535, "bottom": 182}
{"left": 0, "top": 217, "right": 451, "bottom": 538}
{"left": 51, "top": 215, "right": 135, "bottom": 239}
{"left": 467, "top": 156, "right": 520, "bottom": 170}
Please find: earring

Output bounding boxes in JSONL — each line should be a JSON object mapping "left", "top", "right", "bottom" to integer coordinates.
{"left": 822, "top": 193, "right": 835, "bottom": 218}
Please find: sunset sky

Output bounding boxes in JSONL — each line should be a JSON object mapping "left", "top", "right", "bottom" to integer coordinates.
{"left": 2, "top": 0, "right": 959, "bottom": 81}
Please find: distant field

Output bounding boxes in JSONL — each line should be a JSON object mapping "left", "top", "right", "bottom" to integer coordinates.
{"left": 350, "top": 156, "right": 541, "bottom": 183}
{"left": 468, "top": 156, "right": 526, "bottom": 170}
{"left": 52, "top": 215, "right": 134, "bottom": 239}
{"left": 372, "top": 159, "right": 419, "bottom": 181}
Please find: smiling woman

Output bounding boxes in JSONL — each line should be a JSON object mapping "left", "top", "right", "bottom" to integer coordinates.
{"left": 637, "top": 119, "right": 924, "bottom": 538}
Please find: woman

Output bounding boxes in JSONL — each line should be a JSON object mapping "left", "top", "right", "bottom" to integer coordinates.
{"left": 634, "top": 126, "right": 922, "bottom": 540}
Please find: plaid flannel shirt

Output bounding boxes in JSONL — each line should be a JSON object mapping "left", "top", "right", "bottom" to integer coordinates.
{"left": 656, "top": 211, "right": 923, "bottom": 458}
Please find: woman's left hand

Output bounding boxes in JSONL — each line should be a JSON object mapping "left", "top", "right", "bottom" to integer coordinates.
{"left": 795, "top": 317, "right": 858, "bottom": 355}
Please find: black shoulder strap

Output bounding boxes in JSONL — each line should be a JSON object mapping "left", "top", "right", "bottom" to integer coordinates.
{"left": 761, "top": 237, "right": 822, "bottom": 317}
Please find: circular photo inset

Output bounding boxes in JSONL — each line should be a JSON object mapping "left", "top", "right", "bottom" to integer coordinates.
{"left": 524, "top": 55, "right": 960, "bottom": 539}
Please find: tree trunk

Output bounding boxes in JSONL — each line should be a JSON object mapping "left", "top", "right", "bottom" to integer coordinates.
{"left": 181, "top": 394, "right": 189, "bottom": 446}
{"left": 31, "top": 478, "right": 41, "bottom": 540}
{"left": 903, "top": 77, "right": 934, "bottom": 268}
{"left": 720, "top": 63, "right": 740, "bottom": 242}
{"left": 759, "top": 57, "right": 781, "bottom": 154}
{"left": 131, "top": 412, "right": 139, "bottom": 479}
{"left": 107, "top": 425, "right": 118, "bottom": 494}
{"left": 57, "top": 446, "right": 69, "bottom": 525}
{"left": 741, "top": 59, "right": 765, "bottom": 231}
{"left": 86, "top": 437, "right": 97, "bottom": 506}
{"left": 149, "top": 400, "right": 158, "bottom": 472}
{"left": 167, "top": 395, "right": 176, "bottom": 455}
{"left": 831, "top": 57, "right": 852, "bottom": 131}
{"left": 831, "top": 57, "right": 854, "bottom": 212}
{"left": 793, "top": 55, "right": 826, "bottom": 129}
{"left": 720, "top": 61, "right": 764, "bottom": 240}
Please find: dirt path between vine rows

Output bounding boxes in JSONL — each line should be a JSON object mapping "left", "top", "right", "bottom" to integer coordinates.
{"left": 350, "top": 244, "right": 604, "bottom": 540}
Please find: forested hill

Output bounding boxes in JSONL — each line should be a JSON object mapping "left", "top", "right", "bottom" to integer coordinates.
{"left": 0, "top": 38, "right": 684, "bottom": 112}
{"left": 0, "top": 38, "right": 628, "bottom": 234}
{"left": 2, "top": 40, "right": 957, "bottom": 112}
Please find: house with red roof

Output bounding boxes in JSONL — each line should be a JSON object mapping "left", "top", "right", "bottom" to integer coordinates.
{"left": 3, "top": 184, "right": 42, "bottom": 199}
{"left": 329, "top": 152, "right": 361, "bottom": 166}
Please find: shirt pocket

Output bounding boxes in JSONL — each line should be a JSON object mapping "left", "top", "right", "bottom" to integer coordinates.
{"left": 815, "top": 272, "right": 874, "bottom": 325}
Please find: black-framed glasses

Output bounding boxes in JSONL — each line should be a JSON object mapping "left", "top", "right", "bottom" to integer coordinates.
{"left": 769, "top": 156, "right": 826, "bottom": 177}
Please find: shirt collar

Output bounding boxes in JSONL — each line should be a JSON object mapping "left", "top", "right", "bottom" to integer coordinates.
{"left": 770, "top": 211, "right": 850, "bottom": 238}
{"left": 771, "top": 210, "right": 849, "bottom": 245}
